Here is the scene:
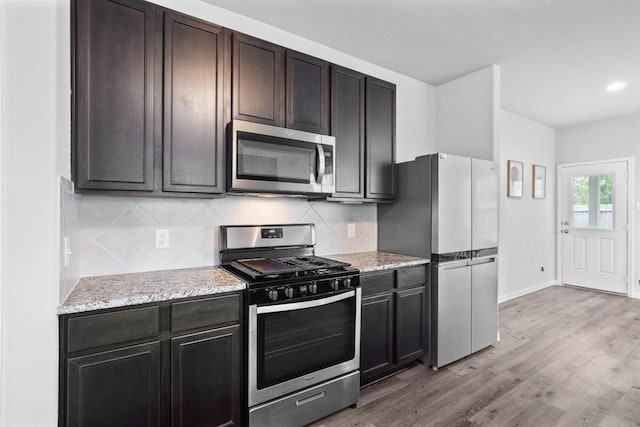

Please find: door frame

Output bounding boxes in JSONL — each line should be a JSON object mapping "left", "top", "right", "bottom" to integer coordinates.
{"left": 0, "top": 9, "right": 5, "bottom": 409}
{"left": 556, "top": 157, "right": 635, "bottom": 297}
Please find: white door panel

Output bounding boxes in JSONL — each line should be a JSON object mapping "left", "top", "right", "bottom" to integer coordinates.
{"left": 560, "top": 161, "right": 628, "bottom": 294}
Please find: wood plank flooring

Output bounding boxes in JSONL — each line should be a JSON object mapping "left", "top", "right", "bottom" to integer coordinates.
{"left": 312, "top": 285, "right": 640, "bottom": 427}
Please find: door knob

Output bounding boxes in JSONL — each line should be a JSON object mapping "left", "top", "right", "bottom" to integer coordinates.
{"left": 562, "top": 229, "right": 569, "bottom": 234}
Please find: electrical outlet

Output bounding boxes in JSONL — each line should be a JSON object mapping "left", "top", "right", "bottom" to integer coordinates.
{"left": 347, "top": 223, "right": 356, "bottom": 238}
{"left": 541, "top": 265, "right": 545, "bottom": 272}
{"left": 156, "top": 229, "right": 170, "bottom": 249}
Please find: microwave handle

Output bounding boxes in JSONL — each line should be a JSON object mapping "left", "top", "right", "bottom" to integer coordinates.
{"left": 316, "top": 145, "right": 326, "bottom": 184}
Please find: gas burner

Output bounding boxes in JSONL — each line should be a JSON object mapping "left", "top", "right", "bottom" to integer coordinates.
{"left": 228, "top": 255, "right": 351, "bottom": 281}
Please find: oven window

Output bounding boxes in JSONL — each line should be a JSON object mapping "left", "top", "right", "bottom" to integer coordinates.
{"left": 237, "top": 134, "right": 316, "bottom": 183}
{"left": 257, "top": 295, "right": 356, "bottom": 389}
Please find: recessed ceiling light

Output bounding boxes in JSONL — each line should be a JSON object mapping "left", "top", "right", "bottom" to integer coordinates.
{"left": 606, "top": 81, "right": 628, "bottom": 92}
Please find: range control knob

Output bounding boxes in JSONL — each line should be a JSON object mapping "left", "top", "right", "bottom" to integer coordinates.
{"left": 299, "top": 285, "right": 308, "bottom": 297}
{"left": 330, "top": 279, "right": 340, "bottom": 291}
{"left": 267, "top": 288, "right": 279, "bottom": 302}
{"left": 308, "top": 282, "right": 318, "bottom": 294}
{"left": 284, "top": 287, "right": 295, "bottom": 299}
{"left": 344, "top": 277, "right": 352, "bottom": 288}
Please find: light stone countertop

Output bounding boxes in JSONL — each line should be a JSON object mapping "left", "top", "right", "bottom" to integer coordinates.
{"left": 58, "top": 266, "right": 246, "bottom": 315}
{"left": 326, "top": 251, "right": 429, "bottom": 273}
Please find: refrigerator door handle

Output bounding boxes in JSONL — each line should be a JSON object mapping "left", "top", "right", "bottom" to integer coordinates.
{"left": 438, "top": 260, "right": 470, "bottom": 270}
{"left": 468, "top": 257, "right": 496, "bottom": 266}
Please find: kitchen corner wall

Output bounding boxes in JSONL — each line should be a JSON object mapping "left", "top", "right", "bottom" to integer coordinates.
{"left": 498, "top": 110, "right": 557, "bottom": 302}
{"left": 436, "top": 65, "right": 501, "bottom": 161}
{"left": 60, "top": 190, "right": 376, "bottom": 302}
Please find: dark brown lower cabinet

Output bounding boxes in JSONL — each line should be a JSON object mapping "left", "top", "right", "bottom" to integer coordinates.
{"left": 360, "top": 267, "right": 427, "bottom": 387}
{"left": 66, "top": 342, "right": 161, "bottom": 427}
{"left": 60, "top": 293, "right": 242, "bottom": 427}
{"left": 171, "top": 326, "right": 241, "bottom": 427}
{"left": 395, "top": 286, "right": 426, "bottom": 365}
{"left": 360, "top": 293, "right": 394, "bottom": 380}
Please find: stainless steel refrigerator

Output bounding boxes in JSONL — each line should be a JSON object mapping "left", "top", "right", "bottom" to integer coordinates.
{"left": 378, "top": 153, "right": 499, "bottom": 368}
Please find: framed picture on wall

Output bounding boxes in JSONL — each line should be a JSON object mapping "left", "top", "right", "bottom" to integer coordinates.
{"left": 532, "top": 164, "right": 546, "bottom": 199}
{"left": 507, "top": 160, "right": 524, "bottom": 198}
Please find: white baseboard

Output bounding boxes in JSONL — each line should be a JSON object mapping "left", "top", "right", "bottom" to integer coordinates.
{"left": 498, "top": 280, "right": 557, "bottom": 304}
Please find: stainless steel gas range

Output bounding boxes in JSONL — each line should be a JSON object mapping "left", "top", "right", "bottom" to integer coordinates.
{"left": 220, "top": 224, "right": 361, "bottom": 427}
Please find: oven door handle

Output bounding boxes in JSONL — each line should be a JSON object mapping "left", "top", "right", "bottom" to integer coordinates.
{"left": 316, "top": 144, "right": 326, "bottom": 184}
{"left": 256, "top": 289, "right": 356, "bottom": 314}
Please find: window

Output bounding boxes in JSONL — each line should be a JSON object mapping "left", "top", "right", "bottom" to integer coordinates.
{"left": 572, "top": 174, "right": 614, "bottom": 229}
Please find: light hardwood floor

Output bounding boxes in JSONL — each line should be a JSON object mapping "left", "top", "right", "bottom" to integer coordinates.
{"left": 312, "top": 285, "right": 640, "bottom": 427}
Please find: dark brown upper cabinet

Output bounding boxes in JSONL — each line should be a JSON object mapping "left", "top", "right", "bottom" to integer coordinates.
{"left": 286, "top": 50, "right": 330, "bottom": 135}
{"left": 163, "top": 12, "right": 228, "bottom": 194}
{"left": 365, "top": 77, "right": 396, "bottom": 200}
{"left": 74, "top": 0, "right": 156, "bottom": 191}
{"left": 232, "top": 33, "right": 285, "bottom": 127}
{"left": 330, "top": 66, "right": 365, "bottom": 198}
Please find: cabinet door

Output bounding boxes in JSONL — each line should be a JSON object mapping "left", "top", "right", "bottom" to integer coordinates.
{"left": 66, "top": 342, "right": 160, "bottom": 427}
{"left": 232, "top": 33, "right": 285, "bottom": 126}
{"left": 360, "top": 293, "right": 394, "bottom": 384}
{"left": 171, "top": 325, "right": 241, "bottom": 427}
{"left": 331, "top": 66, "right": 365, "bottom": 198}
{"left": 471, "top": 259, "right": 498, "bottom": 352}
{"left": 74, "top": 0, "right": 155, "bottom": 191}
{"left": 365, "top": 77, "right": 396, "bottom": 199}
{"left": 286, "top": 50, "right": 330, "bottom": 134}
{"left": 163, "top": 13, "right": 227, "bottom": 194}
{"left": 395, "top": 286, "right": 426, "bottom": 364}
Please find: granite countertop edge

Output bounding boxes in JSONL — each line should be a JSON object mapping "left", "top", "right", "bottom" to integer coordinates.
{"left": 357, "top": 258, "right": 430, "bottom": 273}
{"left": 58, "top": 252, "right": 429, "bottom": 315}
{"left": 57, "top": 282, "right": 247, "bottom": 315}
{"left": 326, "top": 251, "right": 430, "bottom": 273}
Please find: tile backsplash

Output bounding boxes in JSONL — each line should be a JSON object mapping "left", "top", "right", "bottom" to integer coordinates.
{"left": 60, "top": 182, "right": 377, "bottom": 302}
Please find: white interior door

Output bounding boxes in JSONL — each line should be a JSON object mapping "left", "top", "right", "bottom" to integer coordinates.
{"left": 560, "top": 161, "right": 629, "bottom": 294}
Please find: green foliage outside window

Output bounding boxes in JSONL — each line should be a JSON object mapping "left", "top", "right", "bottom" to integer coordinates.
{"left": 573, "top": 175, "right": 613, "bottom": 205}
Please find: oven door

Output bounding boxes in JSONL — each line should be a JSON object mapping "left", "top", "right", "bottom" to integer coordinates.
{"left": 248, "top": 288, "right": 361, "bottom": 407}
{"left": 230, "top": 120, "right": 335, "bottom": 195}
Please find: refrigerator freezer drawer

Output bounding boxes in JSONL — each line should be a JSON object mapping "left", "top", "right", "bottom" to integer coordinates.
{"left": 435, "top": 263, "right": 472, "bottom": 367}
{"left": 471, "top": 257, "right": 498, "bottom": 352}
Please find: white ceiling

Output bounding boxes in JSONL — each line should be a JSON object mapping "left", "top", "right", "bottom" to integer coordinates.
{"left": 204, "top": 0, "right": 640, "bottom": 128}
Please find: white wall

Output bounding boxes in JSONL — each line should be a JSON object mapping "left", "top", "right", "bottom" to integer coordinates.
{"left": 0, "top": 0, "right": 61, "bottom": 424}
{"left": 148, "top": 0, "right": 437, "bottom": 162}
{"left": 556, "top": 113, "right": 640, "bottom": 296}
{"left": 498, "top": 111, "right": 557, "bottom": 302}
{"left": 0, "top": 0, "right": 5, "bottom": 412}
{"left": 436, "top": 65, "right": 500, "bottom": 161}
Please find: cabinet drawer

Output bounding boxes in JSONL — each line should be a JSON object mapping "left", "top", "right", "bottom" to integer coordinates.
{"left": 360, "top": 270, "right": 394, "bottom": 297}
{"left": 396, "top": 266, "right": 427, "bottom": 289}
{"left": 171, "top": 294, "right": 240, "bottom": 332}
{"left": 67, "top": 306, "right": 160, "bottom": 353}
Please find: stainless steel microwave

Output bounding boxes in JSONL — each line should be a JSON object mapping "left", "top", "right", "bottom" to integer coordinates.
{"left": 229, "top": 120, "right": 335, "bottom": 195}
